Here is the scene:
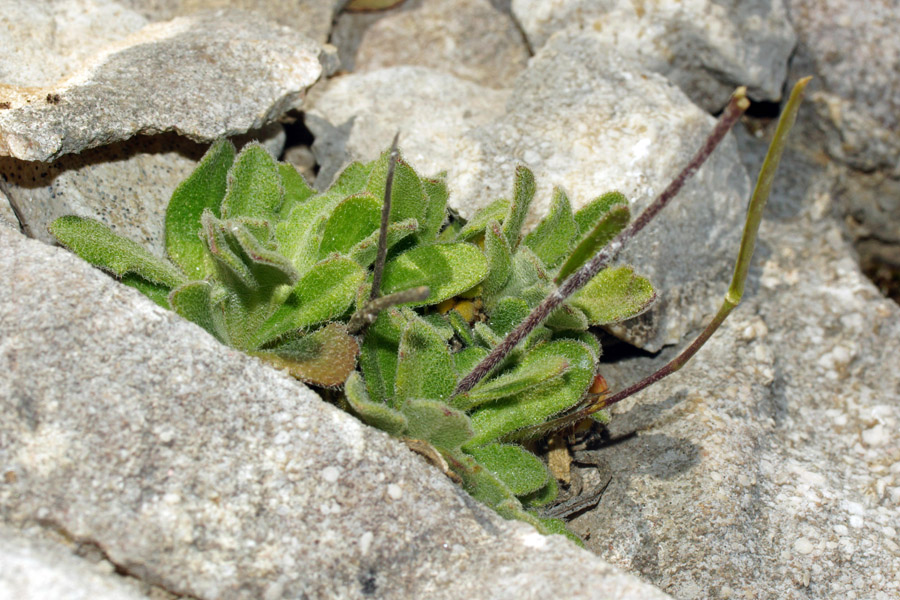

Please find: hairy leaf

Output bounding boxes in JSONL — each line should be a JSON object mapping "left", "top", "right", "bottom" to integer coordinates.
{"left": 488, "top": 297, "right": 530, "bottom": 336}
{"left": 502, "top": 166, "right": 535, "bottom": 249}
{"left": 420, "top": 176, "right": 449, "bottom": 243}
{"left": 348, "top": 218, "right": 418, "bottom": 267}
{"left": 318, "top": 193, "right": 381, "bottom": 258}
{"left": 366, "top": 152, "right": 426, "bottom": 226}
{"left": 520, "top": 476, "right": 558, "bottom": 508}
{"left": 557, "top": 202, "right": 630, "bottom": 282}
{"left": 456, "top": 197, "right": 510, "bottom": 242}
{"left": 255, "top": 323, "right": 359, "bottom": 387}
{"left": 523, "top": 187, "right": 577, "bottom": 268}
{"left": 394, "top": 316, "right": 458, "bottom": 405}
{"left": 277, "top": 162, "right": 315, "bottom": 218}
{"left": 344, "top": 372, "right": 407, "bottom": 436}
{"left": 121, "top": 274, "right": 171, "bottom": 308}
{"left": 360, "top": 308, "right": 408, "bottom": 403}
{"left": 464, "top": 443, "right": 549, "bottom": 496}
{"left": 481, "top": 220, "right": 512, "bottom": 309}
{"left": 169, "top": 280, "right": 226, "bottom": 342}
{"left": 573, "top": 191, "right": 627, "bottom": 237}
{"left": 220, "top": 143, "right": 283, "bottom": 221}
{"left": 403, "top": 398, "right": 473, "bottom": 450}
{"left": 454, "top": 354, "right": 570, "bottom": 411}
{"left": 381, "top": 243, "right": 488, "bottom": 307}
{"left": 570, "top": 265, "right": 656, "bottom": 325}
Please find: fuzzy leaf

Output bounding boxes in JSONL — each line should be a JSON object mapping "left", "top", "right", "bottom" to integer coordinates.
{"left": 464, "top": 443, "right": 549, "bottom": 496}
{"left": 165, "top": 138, "right": 235, "bottom": 279}
{"left": 488, "top": 297, "right": 530, "bottom": 336}
{"left": 466, "top": 339, "right": 595, "bottom": 446}
{"left": 220, "top": 143, "right": 283, "bottom": 221}
{"left": 120, "top": 274, "right": 171, "bottom": 308}
{"left": 453, "top": 346, "right": 489, "bottom": 377}
{"left": 348, "top": 218, "right": 418, "bottom": 267}
{"left": 403, "top": 398, "right": 474, "bottom": 450}
{"left": 446, "top": 309, "right": 475, "bottom": 347}
{"left": 255, "top": 323, "right": 359, "bottom": 387}
{"left": 420, "top": 176, "right": 449, "bottom": 242}
{"left": 51, "top": 216, "right": 186, "bottom": 289}
{"left": 570, "top": 265, "right": 656, "bottom": 325}
{"left": 502, "top": 166, "right": 536, "bottom": 249}
{"left": 360, "top": 308, "right": 408, "bottom": 404}
{"left": 277, "top": 162, "right": 315, "bottom": 218}
{"left": 366, "top": 152, "right": 426, "bottom": 226}
{"left": 394, "top": 316, "right": 458, "bottom": 405}
{"left": 454, "top": 354, "right": 570, "bottom": 411}
{"left": 455, "top": 197, "right": 510, "bottom": 242}
{"left": 573, "top": 191, "right": 627, "bottom": 237}
{"left": 328, "top": 161, "right": 373, "bottom": 198}
{"left": 276, "top": 196, "right": 333, "bottom": 274}
{"left": 253, "top": 256, "right": 366, "bottom": 346}
{"left": 481, "top": 220, "right": 512, "bottom": 308}
{"left": 473, "top": 321, "right": 503, "bottom": 348}
{"left": 344, "top": 372, "right": 407, "bottom": 435}
{"left": 544, "top": 302, "right": 589, "bottom": 331}
{"left": 520, "top": 476, "right": 558, "bottom": 508}
{"left": 523, "top": 187, "right": 577, "bottom": 268}
{"left": 381, "top": 243, "right": 487, "bottom": 307}
{"left": 169, "top": 280, "right": 226, "bottom": 342}
{"left": 557, "top": 203, "right": 630, "bottom": 282}
{"left": 318, "top": 193, "right": 381, "bottom": 258}
{"left": 445, "top": 450, "right": 518, "bottom": 508}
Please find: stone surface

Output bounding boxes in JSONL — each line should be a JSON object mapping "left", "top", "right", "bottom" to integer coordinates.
{"left": 307, "top": 33, "right": 751, "bottom": 351}
{"left": 353, "top": 0, "right": 529, "bottom": 89}
{"left": 570, "top": 138, "right": 900, "bottom": 599}
{"left": 0, "top": 524, "right": 155, "bottom": 600}
{"left": 0, "top": 226, "right": 673, "bottom": 600}
{"left": 511, "top": 0, "right": 796, "bottom": 111}
{"left": 0, "top": 10, "right": 323, "bottom": 162}
{"left": 0, "top": 123, "right": 285, "bottom": 254}
{"left": 305, "top": 66, "right": 510, "bottom": 189}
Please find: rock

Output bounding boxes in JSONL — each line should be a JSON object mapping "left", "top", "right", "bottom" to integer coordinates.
{"left": 511, "top": 0, "right": 796, "bottom": 111}
{"left": 0, "top": 524, "right": 155, "bottom": 600}
{"left": 0, "top": 123, "right": 285, "bottom": 255}
{"left": 304, "top": 66, "right": 510, "bottom": 188}
{"left": 0, "top": 10, "right": 324, "bottom": 162}
{"left": 0, "top": 226, "right": 674, "bottom": 600}
{"left": 117, "top": 0, "right": 343, "bottom": 44}
{"left": 571, "top": 142, "right": 900, "bottom": 598}
{"left": 307, "top": 33, "right": 751, "bottom": 351}
{"left": 353, "top": 0, "right": 529, "bottom": 89}
{"left": 0, "top": 188, "right": 16, "bottom": 230}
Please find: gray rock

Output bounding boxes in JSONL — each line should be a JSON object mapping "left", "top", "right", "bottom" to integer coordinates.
{"left": 0, "top": 123, "right": 285, "bottom": 255}
{"left": 0, "top": 524, "right": 155, "bottom": 600}
{"left": 570, "top": 159, "right": 900, "bottom": 598}
{"left": 0, "top": 226, "right": 673, "bottom": 600}
{"left": 353, "top": 0, "right": 529, "bottom": 89}
{"left": 305, "top": 66, "right": 510, "bottom": 189}
{"left": 511, "top": 0, "right": 796, "bottom": 111}
{"left": 0, "top": 10, "right": 324, "bottom": 162}
{"left": 308, "top": 33, "right": 751, "bottom": 351}
{"left": 0, "top": 187, "right": 16, "bottom": 230}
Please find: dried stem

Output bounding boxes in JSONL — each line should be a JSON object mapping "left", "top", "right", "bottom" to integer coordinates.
{"left": 369, "top": 131, "right": 400, "bottom": 302}
{"left": 453, "top": 87, "right": 750, "bottom": 397}
{"left": 347, "top": 286, "right": 430, "bottom": 334}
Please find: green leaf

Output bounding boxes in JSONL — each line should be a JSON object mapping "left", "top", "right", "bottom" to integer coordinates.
{"left": 366, "top": 151, "right": 426, "bottom": 226}
{"left": 467, "top": 339, "right": 595, "bottom": 446}
{"left": 456, "top": 197, "right": 510, "bottom": 242}
{"left": 360, "top": 308, "right": 408, "bottom": 403}
{"left": 570, "top": 265, "right": 656, "bottom": 325}
{"left": 557, "top": 203, "right": 630, "bottom": 282}
{"left": 464, "top": 443, "right": 549, "bottom": 496}
{"left": 277, "top": 162, "right": 315, "bottom": 218}
{"left": 254, "top": 323, "right": 359, "bottom": 387}
{"left": 454, "top": 354, "right": 570, "bottom": 411}
{"left": 573, "top": 191, "right": 627, "bottom": 237}
{"left": 220, "top": 143, "right": 283, "bottom": 221}
{"left": 481, "top": 220, "right": 512, "bottom": 309}
{"left": 276, "top": 195, "right": 334, "bottom": 274}
{"left": 502, "top": 166, "right": 535, "bottom": 249}
{"left": 544, "top": 302, "right": 589, "bottom": 331}
{"left": 394, "top": 316, "right": 458, "bottom": 405}
{"left": 328, "top": 161, "right": 373, "bottom": 198}
{"left": 402, "top": 398, "right": 474, "bottom": 450}
{"left": 121, "top": 274, "right": 171, "bottom": 308}
{"left": 520, "top": 476, "right": 558, "bottom": 508}
{"left": 487, "top": 297, "right": 530, "bottom": 336}
{"left": 381, "top": 243, "right": 488, "bottom": 307}
{"left": 523, "top": 187, "right": 577, "bottom": 268}
{"left": 348, "top": 218, "right": 418, "bottom": 268}
{"left": 453, "top": 345, "right": 489, "bottom": 377}
{"left": 165, "top": 138, "right": 235, "bottom": 279}
{"left": 51, "top": 216, "right": 186, "bottom": 289}
{"left": 446, "top": 309, "right": 475, "bottom": 347}
{"left": 420, "top": 176, "right": 449, "bottom": 242}
{"left": 169, "top": 280, "right": 227, "bottom": 342}
{"left": 344, "top": 372, "right": 407, "bottom": 436}
{"left": 318, "top": 193, "right": 381, "bottom": 258}
{"left": 253, "top": 256, "right": 366, "bottom": 346}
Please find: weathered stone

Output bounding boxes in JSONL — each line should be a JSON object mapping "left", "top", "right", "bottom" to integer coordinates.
{"left": 304, "top": 66, "right": 510, "bottom": 189}
{"left": 572, "top": 146, "right": 900, "bottom": 598}
{"left": 0, "top": 124, "right": 285, "bottom": 255}
{"left": 0, "top": 226, "right": 673, "bottom": 600}
{"left": 0, "top": 10, "right": 323, "bottom": 162}
{"left": 511, "top": 0, "right": 796, "bottom": 111}
{"left": 354, "top": 0, "right": 529, "bottom": 89}
{"left": 0, "top": 524, "right": 156, "bottom": 600}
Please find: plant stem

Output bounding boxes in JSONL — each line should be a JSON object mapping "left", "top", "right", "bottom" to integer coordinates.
{"left": 453, "top": 87, "right": 750, "bottom": 397}
{"left": 370, "top": 131, "right": 400, "bottom": 302}
{"left": 347, "top": 286, "right": 430, "bottom": 334}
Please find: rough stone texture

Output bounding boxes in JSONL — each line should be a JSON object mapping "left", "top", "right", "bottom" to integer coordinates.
{"left": 0, "top": 10, "right": 323, "bottom": 162}
{"left": 571, "top": 138, "right": 900, "bottom": 599}
{"left": 305, "top": 66, "right": 510, "bottom": 189}
{"left": 511, "top": 0, "right": 796, "bottom": 111}
{"left": 307, "top": 33, "right": 751, "bottom": 351}
{"left": 0, "top": 187, "right": 15, "bottom": 230}
{"left": 117, "top": 0, "right": 343, "bottom": 44}
{"left": 0, "top": 227, "right": 674, "bottom": 600}
{"left": 0, "top": 123, "right": 285, "bottom": 254}
{"left": 353, "top": 0, "right": 529, "bottom": 89}
{"left": 0, "top": 524, "right": 155, "bottom": 600}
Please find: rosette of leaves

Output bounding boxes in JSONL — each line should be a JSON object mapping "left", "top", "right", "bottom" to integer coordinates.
{"left": 50, "top": 140, "right": 486, "bottom": 387}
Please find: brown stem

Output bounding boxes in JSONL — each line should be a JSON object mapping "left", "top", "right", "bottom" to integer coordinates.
{"left": 347, "top": 286, "right": 430, "bottom": 335}
{"left": 369, "top": 131, "right": 400, "bottom": 302}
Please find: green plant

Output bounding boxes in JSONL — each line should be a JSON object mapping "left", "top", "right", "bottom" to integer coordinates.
{"left": 51, "top": 78, "right": 809, "bottom": 541}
